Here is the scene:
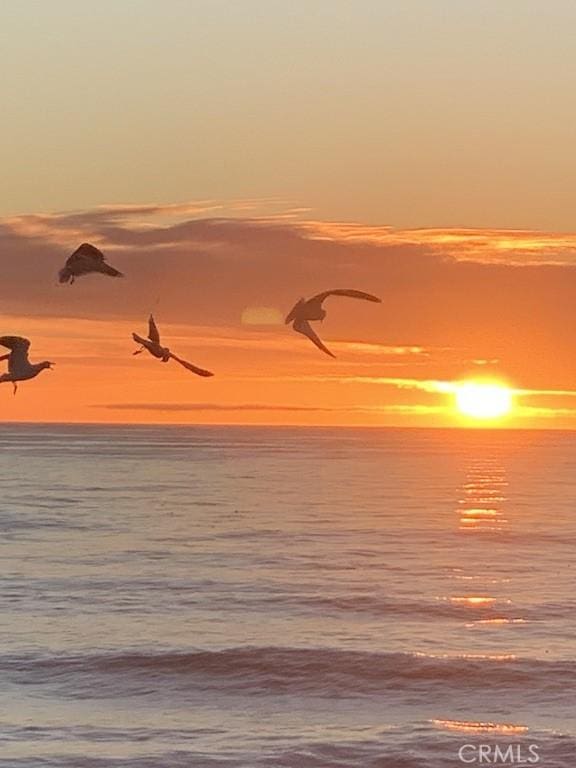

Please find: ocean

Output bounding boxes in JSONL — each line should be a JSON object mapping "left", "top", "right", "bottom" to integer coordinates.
{"left": 0, "top": 424, "right": 574, "bottom": 767}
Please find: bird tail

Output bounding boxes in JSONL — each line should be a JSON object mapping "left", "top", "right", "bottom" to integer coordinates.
{"left": 101, "top": 263, "right": 124, "bottom": 278}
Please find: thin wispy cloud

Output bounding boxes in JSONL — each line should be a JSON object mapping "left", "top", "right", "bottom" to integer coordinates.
{"left": 95, "top": 403, "right": 347, "bottom": 413}
{"left": 301, "top": 221, "right": 576, "bottom": 266}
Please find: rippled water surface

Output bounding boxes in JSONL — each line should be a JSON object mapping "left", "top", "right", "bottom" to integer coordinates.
{"left": 0, "top": 424, "right": 574, "bottom": 767}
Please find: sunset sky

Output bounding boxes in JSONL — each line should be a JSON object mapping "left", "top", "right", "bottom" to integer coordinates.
{"left": 2, "top": 2, "right": 576, "bottom": 427}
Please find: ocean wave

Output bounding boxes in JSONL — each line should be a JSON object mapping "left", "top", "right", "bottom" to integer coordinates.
{"left": 2, "top": 646, "right": 574, "bottom": 699}
{"left": 259, "top": 593, "right": 533, "bottom": 621}
{"left": 0, "top": 723, "right": 574, "bottom": 768}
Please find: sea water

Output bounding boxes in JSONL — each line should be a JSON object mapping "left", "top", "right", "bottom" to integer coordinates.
{"left": 0, "top": 424, "right": 574, "bottom": 767}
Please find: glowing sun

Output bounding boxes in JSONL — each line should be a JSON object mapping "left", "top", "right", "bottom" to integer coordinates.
{"left": 454, "top": 382, "right": 513, "bottom": 420}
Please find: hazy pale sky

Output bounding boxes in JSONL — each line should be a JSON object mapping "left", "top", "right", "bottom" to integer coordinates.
{"left": 2, "top": 1, "right": 576, "bottom": 228}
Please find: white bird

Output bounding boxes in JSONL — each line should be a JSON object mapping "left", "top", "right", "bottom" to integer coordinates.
{"left": 132, "top": 315, "right": 214, "bottom": 377}
{"left": 0, "top": 337, "right": 54, "bottom": 394}
{"left": 59, "top": 243, "right": 124, "bottom": 284}
{"left": 285, "top": 289, "right": 381, "bottom": 357}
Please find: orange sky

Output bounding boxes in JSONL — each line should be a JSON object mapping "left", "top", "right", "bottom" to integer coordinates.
{"left": 3, "top": 203, "right": 576, "bottom": 428}
{"left": 3, "top": 5, "right": 576, "bottom": 427}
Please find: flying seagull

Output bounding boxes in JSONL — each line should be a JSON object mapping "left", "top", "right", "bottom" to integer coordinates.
{"left": 59, "top": 243, "right": 124, "bottom": 284}
{"left": 0, "top": 337, "right": 53, "bottom": 394}
{"left": 285, "top": 289, "right": 381, "bottom": 357}
{"left": 132, "top": 315, "right": 214, "bottom": 377}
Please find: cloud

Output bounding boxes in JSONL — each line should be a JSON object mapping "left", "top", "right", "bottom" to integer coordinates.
{"left": 95, "top": 403, "right": 350, "bottom": 412}
{"left": 300, "top": 221, "right": 576, "bottom": 265}
{"left": 3, "top": 200, "right": 576, "bottom": 392}
{"left": 94, "top": 401, "right": 446, "bottom": 416}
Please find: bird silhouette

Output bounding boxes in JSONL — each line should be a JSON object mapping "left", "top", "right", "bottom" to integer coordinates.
{"left": 59, "top": 243, "right": 124, "bottom": 284}
{"left": 0, "top": 337, "right": 54, "bottom": 394}
{"left": 132, "top": 315, "right": 214, "bottom": 377}
{"left": 285, "top": 289, "right": 381, "bottom": 357}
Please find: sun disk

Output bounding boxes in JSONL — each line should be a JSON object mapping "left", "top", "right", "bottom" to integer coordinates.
{"left": 455, "top": 382, "right": 513, "bottom": 420}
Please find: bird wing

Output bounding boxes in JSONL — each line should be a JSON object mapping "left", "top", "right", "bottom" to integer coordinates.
{"left": 60, "top": 244, "right": 103, "bottom": 282}
{"left": 310, "top": 289, "right": 382, "bottom": 306}
{"left": 66, "top": 243, "right": 106, "bottom": 267}
{"left": 133, "top": 332, "right": 151, "bottom": 347}
{"left": 0, "top": 336, "right": 31, "bottom": 365}
{"left": 169, "top": 352, "right": 214, "bottom": 377}
{"left": 293, "top": 318, "right": 335, "bottom": 358}
{"left": 63, "top": 243, "right": 123, "bottom": 277}
{"left": 147, "top": 315, "right": 161, "bottom": 344}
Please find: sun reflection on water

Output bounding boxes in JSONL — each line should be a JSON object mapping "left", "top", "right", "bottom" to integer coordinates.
{"left": 432, "top": 719, "right": 529, "bottom": 734}
{"left": 448, "top": 596, "right": 501, "bottom": 606}
{"left": 458, "top": 458, "right": 509, "bottom": 533}
{"left": 445, "top": 454, "right": 528, "bottom": 630}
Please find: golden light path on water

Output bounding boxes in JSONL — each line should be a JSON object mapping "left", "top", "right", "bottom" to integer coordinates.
{"left": 432, "top": 453, "right": 531, "bottom": 738}
{"left": 442, "top": 449, "right": 531, "bottom": 646}
{"left": 449, "top": 455, "right": 512, "bottom": 623}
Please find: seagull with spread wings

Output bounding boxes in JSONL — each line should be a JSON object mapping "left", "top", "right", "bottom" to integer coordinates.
{"left": 132, "top": 315, "right": 214, "bottom": 377}
{"left": 0, "top": 337, "right": 54, "bottom": 394}
{"left": 59, "top": 243, "right": 124, "bottom": 284}
{"left": 285, "top": 289, "right": 381, "bottom": 357}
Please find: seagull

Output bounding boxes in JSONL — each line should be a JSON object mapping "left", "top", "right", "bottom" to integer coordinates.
{"left": 59, "top": 243, "right": 124, "bottom": 284}
{"left": 132, "top": 315, "right": 214, "bottom": 377}
{"left": 285, "top": 289, "right": 381, "bottom": 357}
{"left": 0, "top": 337, "right": 54, "bottom": 394}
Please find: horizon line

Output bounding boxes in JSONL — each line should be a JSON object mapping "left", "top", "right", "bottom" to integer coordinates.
{"left": 1, "top": 419, "right": 575, "bottom": 434}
